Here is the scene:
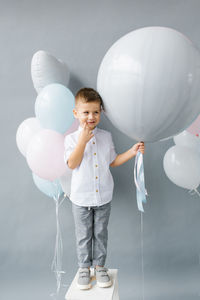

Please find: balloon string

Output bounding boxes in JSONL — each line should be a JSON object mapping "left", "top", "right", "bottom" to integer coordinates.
{"left": 141, "top": 212, "right": 145, "bottom": 300}
{"left": 50, "top": 183, "right": 66, "bottom": 298}
{"left": 194, "top": 188, "right": 200, "bottom": 197}
{"left": 59, "top": 195, "right": 66, "bottom": 208}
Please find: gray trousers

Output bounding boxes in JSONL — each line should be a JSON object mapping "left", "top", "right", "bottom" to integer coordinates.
{"left": 72, "top": 202, "right": 111, "bottom": 268}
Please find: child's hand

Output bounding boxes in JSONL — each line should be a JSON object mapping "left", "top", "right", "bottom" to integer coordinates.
{"left": 131, "top": 142, "right": 145, "bottom": 156}
{"left": 78, "top": 122, "right": 94, "bottom": 144}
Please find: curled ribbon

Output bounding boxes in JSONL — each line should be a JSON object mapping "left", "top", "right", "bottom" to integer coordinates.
{"left": 188, "top": 188, "right": 200, "bottom": 197}
{"left": 134, "top": 151, "right": 148, "bottom": 212}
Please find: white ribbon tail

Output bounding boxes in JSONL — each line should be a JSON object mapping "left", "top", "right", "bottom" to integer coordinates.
{"left": 134, "top": 151, "right": 148, "bottom": 212}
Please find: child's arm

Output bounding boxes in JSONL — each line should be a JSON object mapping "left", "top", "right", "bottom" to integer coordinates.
{"left": 67, "top": 123, "right": 94, "bottom": 169}
{"left": 110, "top": 142, "right": 145, "bottom": 167}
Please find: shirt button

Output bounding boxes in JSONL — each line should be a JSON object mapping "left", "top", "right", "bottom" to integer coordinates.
{"left": 96, "top": 189, "right": 98, "bottom": 192}
{"left": 93, "top": 142, "right": 95, "bottom": 144}
{"left": 95, "top": 164, "right": 98, "bottom": 167}
{"left": 94, "top": 153, "right": 96, "bottom": 155}
{"left": 96, "top": 176, "right": 98, "bottom": 179}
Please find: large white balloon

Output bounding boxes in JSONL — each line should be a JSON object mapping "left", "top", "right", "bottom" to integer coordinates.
{"left": 163, "top": 145, "right": 200, "bottom": 190}
{"left": 97, "top": 27, "right": 200, "bottom": 142}
{"left": 16, "top": 117, "right": 42, "bottom": 156}
{"left": 31, "top": 50, "right": 70, "bottom": 93}
{"left": 173, "top": 130, "right": 200, "bottom": 152}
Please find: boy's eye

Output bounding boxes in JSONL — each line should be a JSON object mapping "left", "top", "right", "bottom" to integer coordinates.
{"left": 82, "top": 111, "right": 100, "bottom": 115}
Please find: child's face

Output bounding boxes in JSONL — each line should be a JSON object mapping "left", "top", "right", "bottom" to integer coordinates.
{"left": 73, "top": 101, "right": 101, "bottom": 130}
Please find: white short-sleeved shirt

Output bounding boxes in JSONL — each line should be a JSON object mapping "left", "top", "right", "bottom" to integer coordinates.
{"left": 64, "top": 126, "right": 117, "bottom": 207}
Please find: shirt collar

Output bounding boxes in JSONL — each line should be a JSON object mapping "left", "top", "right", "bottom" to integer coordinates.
{"left": 78, "top": 125, "right": 98, "bottom": 135}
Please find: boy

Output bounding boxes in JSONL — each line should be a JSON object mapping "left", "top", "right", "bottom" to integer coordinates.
{"left": 64, "top": 88, "right": 144, "bottom": 290}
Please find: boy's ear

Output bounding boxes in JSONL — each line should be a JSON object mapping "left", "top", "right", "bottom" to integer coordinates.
{"left": 73, "top": 109, "right": 78, "bottom": 119}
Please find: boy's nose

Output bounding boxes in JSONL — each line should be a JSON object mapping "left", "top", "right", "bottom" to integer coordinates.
{"left": 88, "top": 113, "right": 95, "bottom": 118}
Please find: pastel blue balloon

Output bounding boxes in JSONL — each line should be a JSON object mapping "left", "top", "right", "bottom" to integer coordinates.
{"left": 32, "top": 173, "right": 63, "bottom": 198}
{"left": 35, "top": 83, "right": 74, "bottom": 133}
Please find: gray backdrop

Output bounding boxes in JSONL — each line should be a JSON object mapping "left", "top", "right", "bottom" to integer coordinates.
{"left": 1, "top": 0, "right": 200, "bottom": 299}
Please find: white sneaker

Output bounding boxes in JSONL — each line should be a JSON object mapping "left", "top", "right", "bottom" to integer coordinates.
{"left": 95, "top": 266, "right": 112, "bottom": 288}
{"left": 77, "top": 268, "right": 92, "bottom": 290}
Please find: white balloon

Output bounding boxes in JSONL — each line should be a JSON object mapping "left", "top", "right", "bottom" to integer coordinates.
{"left": 97, "top": 27, "right": 200, "bottom": 142}
{"left": 31, "top": 50, "right": 70, "bottom": 93}
{"left": 16, "top": 117, "right": 42, "bottom": 156}
{"left": 163, "top": 145, "right": 200, "bottom": 190}
{"left": 173, "top": 130, "right": 200, "bottom": 151}
{"left": 59, "top": 167, "right": 72, "bottom": 198}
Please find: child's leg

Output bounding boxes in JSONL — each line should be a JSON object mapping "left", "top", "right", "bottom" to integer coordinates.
{"left": 72, "top": 203, "right": 93, "bottom": 268}
{"left": 93, "top": 202, "right": 111, "bottom": 267}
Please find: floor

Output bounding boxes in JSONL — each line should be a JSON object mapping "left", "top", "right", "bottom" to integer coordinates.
{"left": 1, "top": 268, "right": 200, "bottom": 300}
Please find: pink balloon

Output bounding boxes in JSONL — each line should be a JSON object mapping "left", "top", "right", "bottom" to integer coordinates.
{"left": 64, "top": 119, "right": 79, "bottom": 136}
{"left": 187, "top": 115, "right": 200, "bottom": 136}
{"left": 26, "top": 129, "right": 66, "bottom": 181}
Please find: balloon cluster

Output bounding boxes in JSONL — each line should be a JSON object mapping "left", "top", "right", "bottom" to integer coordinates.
{"left": 16, "top": 50, "right": 79, "bottom": 296}
{"left": 164, "top": 129, "right": 200, "bottom": 193}
{"left": 16, "top": 50, "right": 78, "bottom": 198}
